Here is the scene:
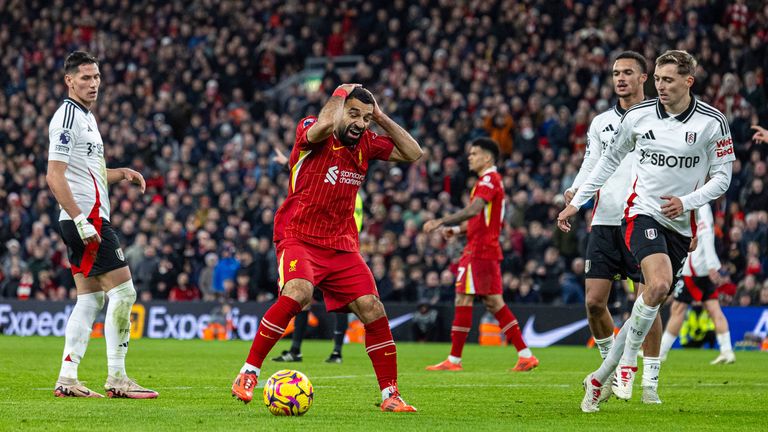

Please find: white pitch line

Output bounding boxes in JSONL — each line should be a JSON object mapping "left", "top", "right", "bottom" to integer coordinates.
{"left": 31, "top": 382, "right": 768, "bottom": 391}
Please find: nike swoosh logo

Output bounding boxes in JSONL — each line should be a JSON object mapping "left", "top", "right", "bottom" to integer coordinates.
{"left": 332, "top": 145, "right": 345, "bottom": 150}
{"left": 384, "top": 351, "right": 396, "bottom": 356}
{"left": 521, "top": 315, "right": 589, "bottom": 347}
{"left": 260, "top": 331, "right": 275, "bottom": 339}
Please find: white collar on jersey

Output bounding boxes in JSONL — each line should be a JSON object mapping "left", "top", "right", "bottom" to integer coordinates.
{"left": 479, "top": 166, "right": 498, "bottom": 176}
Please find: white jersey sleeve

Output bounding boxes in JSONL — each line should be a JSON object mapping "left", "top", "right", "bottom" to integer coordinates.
{"left": 569, "top": 106, "right": 636, "bottom": 226}
{"left": 679, "top": 118, "right": 735, "bottom": 212}
{"left": 48, "top": 103, "right": 79, "bottom": 164}
{"left": 570, "top": 107, "right": 639, "bottom": 211}
{"left": 569, "top": 118, "right": 602, "bottom": 192}
{"left": 47, "top": 99, "right": 110, "bottom": 221}
{"left": 682, "top": 204, "right": 720, "bottom": 276}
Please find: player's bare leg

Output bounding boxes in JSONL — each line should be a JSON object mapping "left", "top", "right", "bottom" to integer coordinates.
{"left": 586, "top": 278, "right": 615, "bottom": 358}
{"left": 704, "top": 299, "right": 735, "bottom": 364}
{"left": 98, "top": 267, "right": 157, "bottom": 399}
{"left": 55, "top": 274, "right": 104, "bottom": 398}
{"left": 426, "top": 293, "right": 473, "bottom": 371}
{"left": 233, "top": 278, "right": 310, "bottom": 403}
{"left": 612, "top": 254, "right": 671, "bottom": 400}
{"left": 349, "top": 295, "right": 416, "bottom": 412}
{"left": 481, "top": 295, "right": 538, "bottom": 371}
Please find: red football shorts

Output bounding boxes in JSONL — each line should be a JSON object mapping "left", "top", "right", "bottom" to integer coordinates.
{"left": 275, "top": 238, "right": 377, "bottom": 312}
{"left": 454, "top": 254, "right": 502, "bottom": 296}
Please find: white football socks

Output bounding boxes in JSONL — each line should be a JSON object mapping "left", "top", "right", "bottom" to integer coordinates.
{"left": 60, "top": 292, "right": 104, "bottom": 379}
{"left": 642, "top": 356, "right": 661, "bottom": 389}
{"left": 594, "top": 322, "right": 628, "bottom": 384}
{"left": 659, "top": 331, "right": 677, "bottom": 359}
{"left": 105, "top": 281, "right": 136, "bottom": 378}
{"left": 518, "top": 348, "right": 533, "bottom": 358}
{"left": 620, "top": 295, "right": 659, "bottom": 367}
{"left": 381, "top": 385, "right": 398, "bottom": 401}
{"left": 716, "top": 332, "right": 733, "bottom": 353}
{"left": 448, "top": 355, "right": 461, "bottom": 365}
{"left": 240, "top": 363, "right": 260, "bottom": 376}
{"left": 594, "top": 335, "right": 614, "bottom": 360}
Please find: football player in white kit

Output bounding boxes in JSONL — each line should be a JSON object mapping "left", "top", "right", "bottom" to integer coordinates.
{"left": 47, "top": 51, "right": 157, "bottom": 399}
{"left": 660, "top": 204, "right": 735, "bottom": 364}
{"left": 558, "top": 50, "right": 735, "bottom": 412}
{"left": 565, "top": 51, "right": 665, "bottom": 404}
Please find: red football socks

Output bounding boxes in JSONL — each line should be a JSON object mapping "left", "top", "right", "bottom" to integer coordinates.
{"left": 364, "top": 317, "right": 398, "bottom": 390}
{"left": 495, "top": 306, "right": 528, "bottom": 352}
{"left": 246, "top": 296, "right": 303, "bottom": 368}
{"left": 449, "top": 305, "right": 473, "bottom": 358}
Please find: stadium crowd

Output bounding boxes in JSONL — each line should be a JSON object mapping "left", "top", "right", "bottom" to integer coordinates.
{"left": 1, "top": 0, "right": 767, "bottom": 308}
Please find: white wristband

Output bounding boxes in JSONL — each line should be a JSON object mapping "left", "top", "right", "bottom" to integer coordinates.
{"left": 73, "top": 214, "right": 87, "bottom": 224}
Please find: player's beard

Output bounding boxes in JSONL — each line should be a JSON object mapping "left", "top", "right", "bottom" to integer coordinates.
{"left": 337, "top": 123, "right": 364, "bottom": 146}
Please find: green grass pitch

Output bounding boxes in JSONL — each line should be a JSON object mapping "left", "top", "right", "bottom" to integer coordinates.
{"left": 1, "top": 336, "right": 766, "bottom": 431}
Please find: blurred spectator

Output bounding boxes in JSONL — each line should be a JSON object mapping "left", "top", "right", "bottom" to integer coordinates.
{"left": 198, "top": 253, "right": 219, "bottom": 301}
{"left": 536, "top": 247, "right": 566, "bottom": 304}
{"left": 169, "top": 272, "right": 201, "bottom": 302}
{"left": 412, "top": 302, "right": 439, "bottom": 342}
{"left": 561, "top": 258, "right": 586, "bottom": 305}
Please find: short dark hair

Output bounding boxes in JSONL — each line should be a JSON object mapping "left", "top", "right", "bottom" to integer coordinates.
{"left": 348, "top": 87, "right": 374, "bottom": 105}
{"left": 615, "top": 51, "right": 647, "bottom": 74}
{"left": 64, "top": 51, "right": 99, "bottom": 75}
{"left": 655, "top": 50, "right": 697, "bottom": 76}
{"left": 471, "top": 137, "right": 500, "bottom": 161}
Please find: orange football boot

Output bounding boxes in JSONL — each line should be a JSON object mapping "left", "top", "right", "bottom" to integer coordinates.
{"left": 425, "top": 359, "right": 463, "bottom": 371}
{"left": 381, "top": 391, "right": 417, "bottom": 412}
{"left": 231, "top": 371, "right": 258, "bottom": 404}
{"left": 511, "top": 355, "right": 539, "bottom": 372}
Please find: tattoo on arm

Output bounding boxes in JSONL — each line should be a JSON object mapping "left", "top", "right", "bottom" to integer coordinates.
{"left": 441, "top": 199, "right": 486, "bottom": 226}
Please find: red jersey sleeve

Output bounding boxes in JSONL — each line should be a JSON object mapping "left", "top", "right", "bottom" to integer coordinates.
{"left": 473, "top": 174, "right": 498, "bottom": 203}
{"left": 295, "top": 116, "right": 320, "bottom": 150}
{"left": 367, "top": 131, "right": 395, "bottom": 161}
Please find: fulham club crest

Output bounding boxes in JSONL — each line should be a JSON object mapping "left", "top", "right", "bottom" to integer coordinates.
{"left": 644, "top": 228, "right": 658, "bottom": 240}
{"left": 685, "top": 132, "right": 697, "bottom": 145}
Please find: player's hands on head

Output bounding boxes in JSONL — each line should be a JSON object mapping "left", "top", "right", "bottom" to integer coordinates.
{"left": 660, "top": 195, "right": 683, "bottom": 219}
{"left": 122, "top": 168, "right": 146, "bottom": 193}
{"left": 73, "top": 214, "right": 102, "bottom": 246}
{"left": 422, "top": 219, "right": 443, "bottom": 233}
{"left": 337, "top": 83, "right": 361, "bottom": 94}
{"left": 556, "top": 205, "right": 578, "bottom": 232}
{"left": 363, "top": 88, "right": 384, "bottom": 121}
{"left": 751, "top": 124, "right": 768, "bottom": 144}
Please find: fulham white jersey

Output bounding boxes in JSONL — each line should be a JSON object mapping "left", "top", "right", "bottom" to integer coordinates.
{"left": 682, "top": 204, "right": 720, "bottom": 276}
{"left": 48, "top": 98, "right": 110, "bottom": 221}
{"left": 572, "top": 97, "right": 734, "bottom": 237}
{"left": 569, "top": 104, "right": 634, "bottom": 226}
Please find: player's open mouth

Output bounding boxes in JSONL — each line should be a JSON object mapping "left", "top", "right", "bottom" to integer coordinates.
{"left": 616, "top": 84, "right": 628, "bottom": 90}
{"left": 347, "top": 128, "right": 362, "bottom": 139}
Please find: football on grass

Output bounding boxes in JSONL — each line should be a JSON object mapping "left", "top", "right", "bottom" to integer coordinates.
{"left": 263, "top": 369, "right": 314, "bottom": 416}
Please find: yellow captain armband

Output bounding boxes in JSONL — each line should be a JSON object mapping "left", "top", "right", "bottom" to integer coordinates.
{"left": 354, "top": 193, "right": 363, "bottom": 233}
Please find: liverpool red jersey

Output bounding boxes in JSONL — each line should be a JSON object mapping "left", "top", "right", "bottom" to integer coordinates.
{"left": 465, "top": 167, "right": 504, "bottom": 260}
{"left": 274, "top": 116, "right": 394, "bottom": 252}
